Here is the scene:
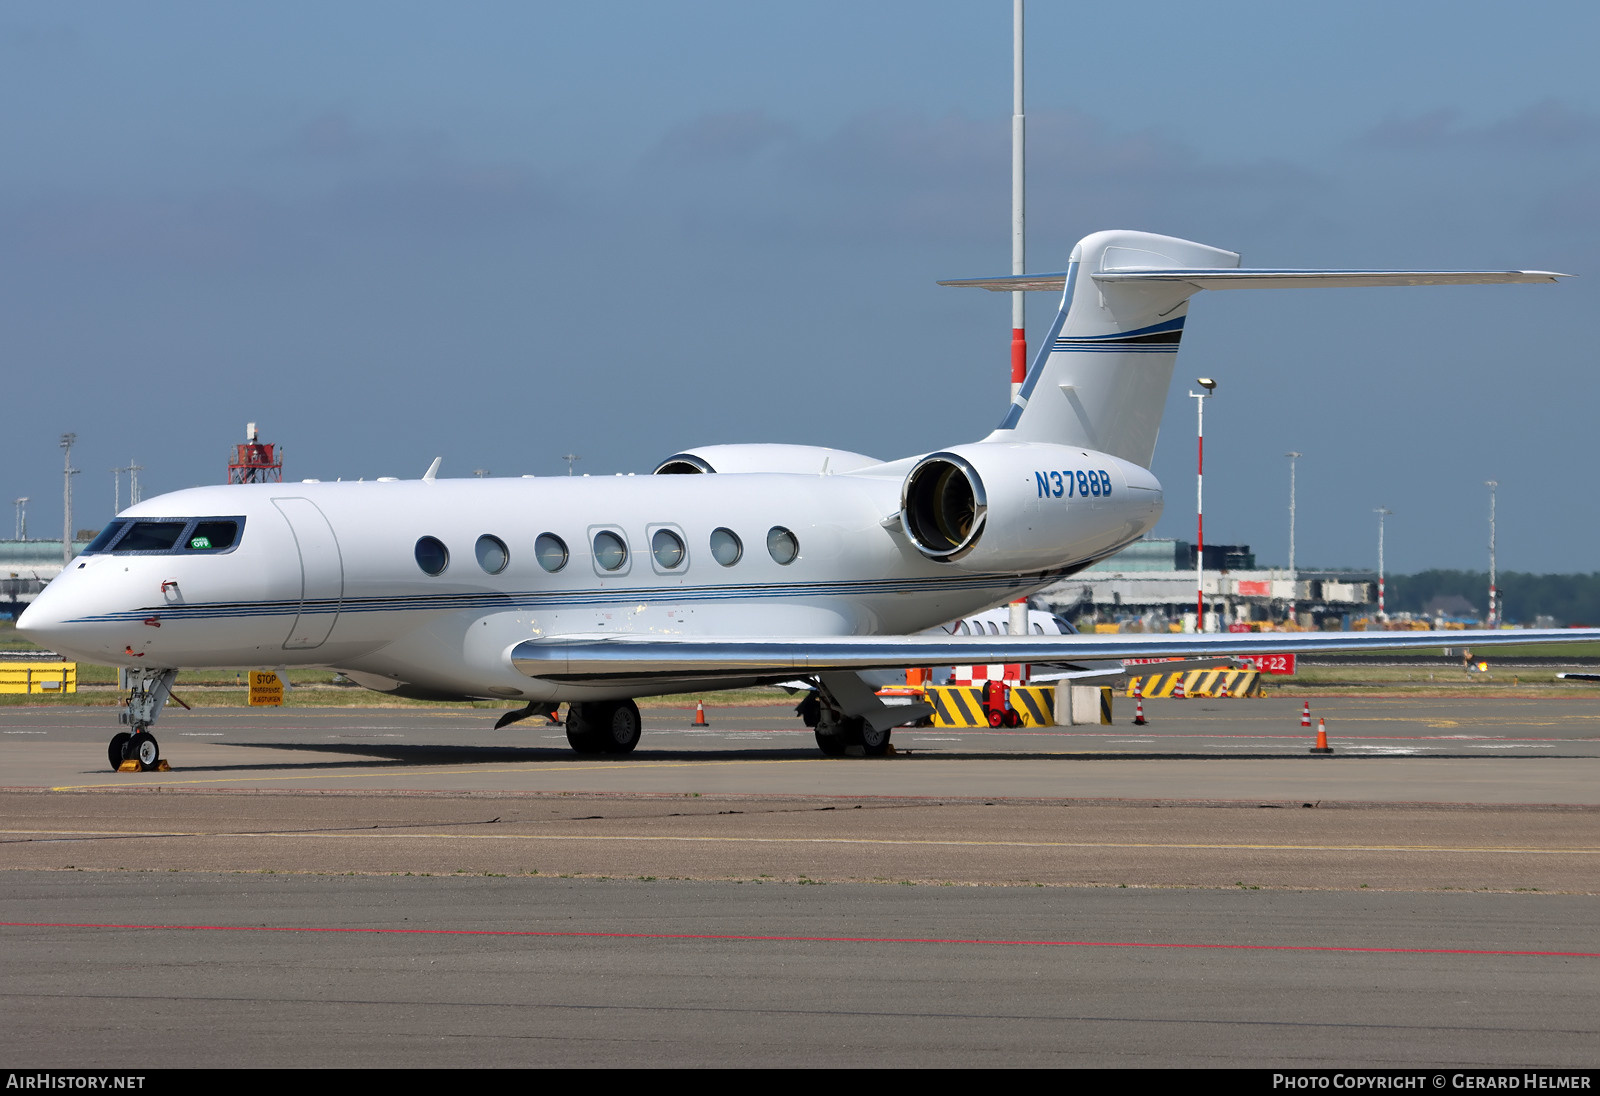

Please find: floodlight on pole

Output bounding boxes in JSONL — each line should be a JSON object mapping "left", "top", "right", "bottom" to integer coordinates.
{"left": 1286, "top": 451, "right": 1302, "bottom": 623}
{"left": 1189, "top": 379, "right": 1217, "bottom": 631}
{"left": 60, "top": 434, "right": 78, "bottom": 566}
{"left": 1486, "top": 480, "right": 1498, "bottom": 629}
{"left": 562, "top": 454, "right": 581, "bottom": 477}
{"left": 1375, "top": 507, "right": 1393, "bottom": 622}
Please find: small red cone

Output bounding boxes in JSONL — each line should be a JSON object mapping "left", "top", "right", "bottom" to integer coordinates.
{"left": 1301, "top": 701, "right": 1312, "bottom": 730}
{"left": 1173, "top": 677, "right": 1185, "bottom": 700}
{"left": 691, "top": 701, "right": 709, "bottom": 727}
{"left": 1133, "top": 683, "right": 1146, "bottom": 726}
{"left": 1217, "top": 679, "right": 1230, "bottom": 699}
{"left": 1311, "top": 717, "right": 1333, "bottom": 755}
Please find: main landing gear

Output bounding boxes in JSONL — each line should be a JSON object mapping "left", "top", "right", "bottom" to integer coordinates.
{"left": 796, "top": 688, "right": 897, "bottom": 758}
{"left": 110, "top": 668, "right": 177, "bottom": 772}
{"left": 564, "top": 699, "right": 642, "bottom": 755}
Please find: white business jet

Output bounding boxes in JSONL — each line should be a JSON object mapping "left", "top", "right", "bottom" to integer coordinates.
{"left": 18, "top": 229, "right": 1583, "bottom": 770}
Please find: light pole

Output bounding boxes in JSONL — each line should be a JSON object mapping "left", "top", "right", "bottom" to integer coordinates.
{"left": 60, "top": 433, "right": 78, "bottom": 565}
{"left": 1286, "top": 450, "right": 1301, "bottom": 625}
{"left": 1190, "top": 378, "right": 1217, "bottom": 631}
{"left": 562, "top": 454, "right": 581, "bottom": 477}
{"left": 1010, "top": 0, "right": 1026, "bottom": 404}
{"left": 127, "top": 460, "right": 141, "bottom": 506}
{"left": 13, "top": 497, "right": 27, "bottom": 540}
{"left": 112, "top": 467, "right": 121, "bottom": 516}
{"left": 1008, "top": 0, "right": 1026, "bottom": 636}
{"left": 1374, "top": 507, "right": 1392, "bottom": 623}
{"left": 1486, "top": 480, "right": 1498, "bottom": 629}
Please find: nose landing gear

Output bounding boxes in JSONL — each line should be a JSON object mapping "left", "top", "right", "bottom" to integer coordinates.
{"left": 109, "top": 668, "right": 177, "bottom": 772}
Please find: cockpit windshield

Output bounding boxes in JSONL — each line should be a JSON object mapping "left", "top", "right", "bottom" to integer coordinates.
{"left": 84, "top": 517, "right": 246, "bottom": 555}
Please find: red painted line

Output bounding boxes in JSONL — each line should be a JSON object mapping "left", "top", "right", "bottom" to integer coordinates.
{"left": 944, "top": 729, "right": 1577, "bottom": 743}
{"left": 2, "top": 921, "right": 1595, "bottom": 958}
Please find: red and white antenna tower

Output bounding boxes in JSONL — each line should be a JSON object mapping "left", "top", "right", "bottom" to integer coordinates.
{"left": 228, "top": 422, "right": 283, "bottom": 484}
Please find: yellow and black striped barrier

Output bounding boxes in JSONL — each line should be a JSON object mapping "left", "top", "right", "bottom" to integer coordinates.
{"left": 0, "top": 663, "right": 77, "bottom": 694}
{"left": 1127, "top": 669, "right": 1262, "bottom": 698}
{"left": 926, "top": 684, "right": 1057, "bottom": 728}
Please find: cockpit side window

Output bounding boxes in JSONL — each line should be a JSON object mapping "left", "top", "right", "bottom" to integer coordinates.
{"left": 115, "top": 521, "right": 188, "bottom": 552}
{"left": 84, "top": 516, "right": 247, "bottom": 555}
{"left": 186, "top": 521, "right": 240, "bottom": 552}
{"left": 84, "top": 522, "right": 130, "bottom": 553}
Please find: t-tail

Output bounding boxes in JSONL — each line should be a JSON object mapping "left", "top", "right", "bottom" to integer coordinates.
{"left": 941, "top": 229, "right": 1566, "bottom": 468}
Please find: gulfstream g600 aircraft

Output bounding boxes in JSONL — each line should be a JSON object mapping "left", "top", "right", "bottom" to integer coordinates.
{"left": 18, "top": 229, "right": 1583, "bottom": 770}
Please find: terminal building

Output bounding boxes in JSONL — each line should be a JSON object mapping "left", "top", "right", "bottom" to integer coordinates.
{"left": 1, "top": 538, "right": 93, "bottom": 621}
{"left": 1037, "top": 538, "right": 1377, "bottom": 632}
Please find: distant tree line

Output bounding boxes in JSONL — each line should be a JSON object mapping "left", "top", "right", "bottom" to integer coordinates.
{"left": 1386, "top": 571, "right": 1600, "bottom": 626}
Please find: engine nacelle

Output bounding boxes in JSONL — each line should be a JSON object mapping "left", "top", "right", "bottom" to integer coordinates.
{"left": 654, "top": 444, "right": 882, "bottom": 476}
{"left": 900, "top": 442, "right": 1163, "bottom": 573}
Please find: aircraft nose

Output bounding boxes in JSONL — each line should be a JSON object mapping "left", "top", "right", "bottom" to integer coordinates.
{"left": 16, "top": 592, "right": 66, "bottom": 650}
{"left": 15, "top": 575, "right": 112, "bottom": 661}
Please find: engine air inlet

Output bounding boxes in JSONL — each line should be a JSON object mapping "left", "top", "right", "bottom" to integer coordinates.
{"left": 901, "top": 453, "right": 986, "bottom": 561}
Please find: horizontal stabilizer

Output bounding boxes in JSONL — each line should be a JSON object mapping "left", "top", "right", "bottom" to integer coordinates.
{"left": 940, "top": 269, "right": 1569, "bottom": 292}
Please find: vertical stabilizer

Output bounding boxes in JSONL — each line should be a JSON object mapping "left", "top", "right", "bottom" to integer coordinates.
{"left": 983, "top": 230, "right": 1238, "bottom": 467}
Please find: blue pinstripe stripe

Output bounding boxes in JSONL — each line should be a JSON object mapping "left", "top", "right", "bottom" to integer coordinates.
{"left": 65, "top": 568, "right": 1082, "bottom": 625}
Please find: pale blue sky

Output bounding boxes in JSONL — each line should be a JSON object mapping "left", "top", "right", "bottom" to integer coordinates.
{"left": 2, "top": 2, "right": 1596, "bottom": 575}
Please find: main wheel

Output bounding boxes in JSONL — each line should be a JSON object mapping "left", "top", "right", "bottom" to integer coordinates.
{"left": 814, "top": 728, "right": 847, "bottom": 756}
{"left": 597, "top": 699, "right": 641, "bottom": 754}
{"left": 565, "top": 703, "right": 606, "bottom": 754}
{"left": 857, "top": 719, "right": 892, "bottom": 758}
{"left": 108, "top": 732, "right": 131, "bottom": 772}
{"left": 127, "top": 730, "right": 160, "bottom": 770}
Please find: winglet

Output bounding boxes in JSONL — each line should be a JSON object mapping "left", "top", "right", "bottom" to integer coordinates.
{"left": 422, "top": 457, "right": 442, "bottom": 482}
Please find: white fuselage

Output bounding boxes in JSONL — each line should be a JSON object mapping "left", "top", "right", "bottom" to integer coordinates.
{"left": 21, "top": 452, "right": 1163, "bottom": 702}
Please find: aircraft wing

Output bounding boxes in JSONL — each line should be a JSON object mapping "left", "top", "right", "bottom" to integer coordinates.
{"left": 511, "top": 628, "right": 1598, "bottom": 682}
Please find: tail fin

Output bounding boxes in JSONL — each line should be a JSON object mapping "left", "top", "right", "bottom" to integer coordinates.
{"left": 940, "top": 230, "right": 1564, "bottom": 468}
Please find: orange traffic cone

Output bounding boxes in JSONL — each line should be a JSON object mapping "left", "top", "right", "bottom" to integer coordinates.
{"left": 691, "top": 701, "right": 709, "bottom": 727}
{"left": 1133, "top": 684, "right": 1146, "bottom": 726}
{"left": 1310, "top": 717, "right": 1333, "bottom": 755}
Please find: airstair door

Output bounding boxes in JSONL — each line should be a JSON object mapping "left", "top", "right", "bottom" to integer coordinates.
{"left": 273, "top": 498, "right": 344, "bottom": 650}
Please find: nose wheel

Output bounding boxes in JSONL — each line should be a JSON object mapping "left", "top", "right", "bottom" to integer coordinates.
{"left": 109, "top": 727, "right": 163, "bottom": 772}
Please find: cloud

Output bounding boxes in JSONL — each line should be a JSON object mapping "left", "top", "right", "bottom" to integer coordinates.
{"left": 1356, "top": 98, "right": 1600, "bottom": 153}
{"left": 0, "top": 20, "right": 79, "bottom": 59}
{"left": 643, "top": 110, "right": 797, "bottom": 166}
{"left": 286, "top": 112, "right": 372, "bottom": 160}
{"left": 632, "top": 107, "right": 1323, "bottom": 249}
{"left": 0, "top": 168, "right": 568, "bottom": 272}
{"left": 0, "top": 111, "right": 574, "bottom": 272}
